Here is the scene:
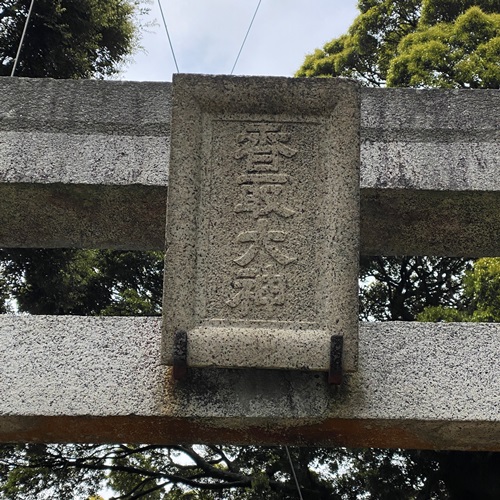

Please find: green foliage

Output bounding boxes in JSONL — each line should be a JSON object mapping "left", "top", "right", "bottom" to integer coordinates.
{"left": 1, "top": 0, "right": 499, "bottom": 499}
{"left": 417, "top": 305, "right": 469, "bottom": 322}
{"left": 388, "top": 7, "right": 500, "bottom": 88}
{"left": 463, "top": 257, "right": 500, "bottom": 321}
{"left": 297, "top": 2, "right": 500, "bottom": 499}
{"left": 296, "top": 0, "right": 500, "bottom": 89}
{"left": 333, "top": 449, "right": 447, "bottom": 499}
{"left": 360, "top": 256, "right": 468, "bottom": 321}
{"left": 420, "top": 0, "right": 499, "bottom": 24}
{"left": 296, "top": 0, "right": 422, "bottom": 84}
{"left": 0, "top": 444, "right": 106, "bottom": 499}
{"left": 0, "top": 268, "right": 12, "bottom": 314}
{"left": 0, "top": 0, "right": 141, "bottom": 78}
{"left": 420, "top": 258, "right": 500, "bottom": 322}
{"left": 0, "top": 249, "right": 163, "bottom": 316}
{"left": 0, "top": 0, "right": 158, "bottom": 319}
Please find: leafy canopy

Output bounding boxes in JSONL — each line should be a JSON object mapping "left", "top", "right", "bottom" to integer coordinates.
{"left": 388, "top": 6, "right": 500, "bottom": 87}
{"left": 0, "top": 0, "right": 141, "bottom": 78}
{"left": 296, "top": 0, "right": 500, "bottom": 88}
{"left": 419, "top": 258, "right": 500, "bottom": 322}
{"left": 1, "top": 0, "right": 500, "bottom": 499}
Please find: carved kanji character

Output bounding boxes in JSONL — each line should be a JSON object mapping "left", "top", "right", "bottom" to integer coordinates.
{"left": 235, "top": 174, "right": 295, "bottom": 219}
{"left": 235, "top": 124, "right": 297, "bottom": 172}
{"left": 226, "top": 268, "right": 286, "bottom": 316}
{"left": 234, "top": 218, "right": 296, "bottom": 267}
{"left": 255, "top": 272, "right": 285, "bottom": 306}
{"left": 226, "top": 268, "right": 257, "bottom": 317}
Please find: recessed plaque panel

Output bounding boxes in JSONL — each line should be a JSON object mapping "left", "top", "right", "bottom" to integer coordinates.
{"left": 163, "top": 75, "right": 360, "bottom": 372}
{"left": 203, "top": 119, "right": 320, "bottom": 324}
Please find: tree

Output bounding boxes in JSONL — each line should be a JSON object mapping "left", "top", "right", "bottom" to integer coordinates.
{"left": 0, "top": 2, "right": 171, "bottom": 496}
{"left": 419, "top": 258, "right": 500, "bottom": 322}
{"left": 387, "top": 6, "right": 500, "bottom": 88}
{"left": 360, "top": 256, "right": 468, "bottom": 321}
{"left": 0, "top": 248, "right": 163, "bottom": 315}
{"left": 296, "top": 0, "right": 500, "bottom": 88}
{"left": 0, "top": 0, "right": 141, "bottom": 78}
{"left": 1, "top": 0, "right": 500, "bottom": 498}
{"left": 0, "top": 0, "right": 158, "bottom": 318}
{"left": 297, "top": 1, "right": 500, "bottom": 499}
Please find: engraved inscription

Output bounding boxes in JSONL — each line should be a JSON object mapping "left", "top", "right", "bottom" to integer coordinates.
{"left": 204, "top": 119, "right": 320, "bottom": 324}
{"left": 234, "top": 218, "right": 296, "bottom": 267}
{"left": 227, "top": 267, "right": 286, "bottom": 317}
{"left": 235, "top": 174, "right": 295, "bottom": 219}
{"left": 164, "top": 76, "right": 359, "bottom": 372}
{"left": 235, "top": 124, "right": 297, "bottom": 172}
{"left": 227, "top": 124, "right": 298, "bottom": 317}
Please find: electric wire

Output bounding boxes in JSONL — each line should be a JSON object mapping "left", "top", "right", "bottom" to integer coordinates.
{"left": 157, "top": 0, "right": 180, "bottom": 73}
{"left": 230, "top": 0, "right": 262, "bottom": 75}
{"left": 285, "top": 446, "right": 304, "bottom": 500}
{"left": 11, "top": 0, "right": 36, "bottom": 76}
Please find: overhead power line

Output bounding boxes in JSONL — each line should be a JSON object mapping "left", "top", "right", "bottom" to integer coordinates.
{"left": 11, "top": 0, "right": 36, "bottom": 76}
{"left": 231, "top": 0, "right": 262, "bottom": 75}
{"left": 285, "top": 446, "right": 304, "bottom": 500}
{"left": 157, "top": 0, "right": 180, "bottom": 73}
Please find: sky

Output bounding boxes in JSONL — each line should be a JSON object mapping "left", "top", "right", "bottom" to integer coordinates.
{"left": 120, "top": 0, "right": 359, "bottom": 82}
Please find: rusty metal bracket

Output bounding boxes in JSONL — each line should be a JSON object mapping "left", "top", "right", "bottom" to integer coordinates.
{"left": 328, "top": 335, "right": 343, "bottom": 385}
{"left": 173, "top": 330, "right": 188, "bottom": 380}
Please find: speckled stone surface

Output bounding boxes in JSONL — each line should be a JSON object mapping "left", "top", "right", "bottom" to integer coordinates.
{"left": 1, "top": 78, "right": 499, "bottom": 449}
{"left": 360, "top": 87, "right": 500, "bottom": 256}
{"left": 0, "top": 77, "right": 170, "bottom": 250}
{"left": 0, "top": 316, "right": 498, "bottom": 450}
{"left": 162, "top": 75, "right": 360, "bottom": 372}
{"left": 0, "top": 77, "right": 171, "bottom": 187}
{"left": 0, "top": 79, "right": 498, "bottom": 254}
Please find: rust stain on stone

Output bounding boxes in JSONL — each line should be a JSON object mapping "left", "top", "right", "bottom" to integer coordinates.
{"left": 1, "top": 416, "right": 499, "bottom": 451}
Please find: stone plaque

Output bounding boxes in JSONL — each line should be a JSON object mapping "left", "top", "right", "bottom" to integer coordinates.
{"left": 163, "top": 75, "right": 360, "bottom": 372}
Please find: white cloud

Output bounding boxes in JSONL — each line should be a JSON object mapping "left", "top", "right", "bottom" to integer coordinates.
{"left": 121, "top": 0, "right": 358, "bottom": 81}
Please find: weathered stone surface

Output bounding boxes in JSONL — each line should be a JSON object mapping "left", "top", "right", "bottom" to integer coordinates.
{"left": 0, "top": 77, "right": 170, "bottom": 250}
{"left": 0, "top": 183, "right": 166, "bottom": 250}
{"left": 360, "top": 88, "right": 500, "bottom": 256}
{"left": 0, "top": 315, "right": 498, "bottom": 450}
{"left": 361, "top": 88, "right": 498, "bottom": 192}
{"left": 187, "top": 327, "right": 330, "bottom": 371}
{"left": 0, "top": 79, "right": 498, "bottom": 255}
{"left": 163, "top": 75, "right": 360, "bottom": 372}
{"left": 1, "top": 78, "right": 499, "bottom": 450}
{"left": 0, "top": 78, "right": 170, "bottom": 185}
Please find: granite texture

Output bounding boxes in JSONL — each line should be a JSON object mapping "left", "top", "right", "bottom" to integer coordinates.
{"left": 360, "top": 87, "right": 500, "bottom": 256}
{"left": 361, "top": 88, "right": 498, "bottom": 192}
{"left": 0, "top": 78, "right": 170, "bottom": 250}
{"left": 162, "top": 75, "right": 360, "bottom": 372}
{"left": 0, "top": 78, "right": 171, "bottom": 186}
{"left": 0, "top": 77, "right": 499, "bottom": 449}
{"left": 0, "top": 79, "right": 498, "bottom": 254}
{"left": 0, "top": 316, "right": 498, "bottom": 450}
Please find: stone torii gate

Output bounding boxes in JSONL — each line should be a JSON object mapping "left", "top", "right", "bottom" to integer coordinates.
{"left": 0, "top": 75, "right": 498, "bottom": 450}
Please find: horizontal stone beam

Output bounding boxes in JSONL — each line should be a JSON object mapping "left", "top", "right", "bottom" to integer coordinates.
{"left": 1, "top": 78, "right": 498, "bottom": 255}
{"left": 0, "top": 78, "right": 169, "bottom": 250}
{"left": 0, "top": 315, "right": 498, "bottom": 450}
{"left": 361, "top": 88, "right": 500, "bottom": 256}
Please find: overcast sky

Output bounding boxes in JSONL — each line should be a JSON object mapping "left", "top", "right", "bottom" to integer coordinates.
{"left": 120, "top": 0, "right": 359, "bottom": 82}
